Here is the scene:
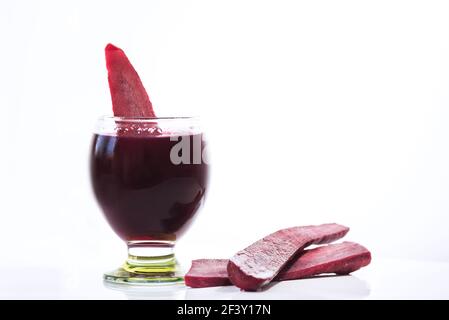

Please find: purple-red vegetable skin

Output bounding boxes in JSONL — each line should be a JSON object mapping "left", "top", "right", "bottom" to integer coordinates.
{"left": 276, "top": 241, "right": 371, "bottom": 281}
{"left": 227, "top": 223, "right": 349, "bottom": 291}
{"left": 185, "top": 259, "right": 231, "bottom": 288}
{"left": 185, "top": 241, "right": 370, "bottom": 288}
{"left": 105, "top": 43, "right": 155, "bottom": 118}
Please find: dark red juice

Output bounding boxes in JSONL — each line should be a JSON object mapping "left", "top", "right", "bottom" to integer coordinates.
{"left": 90, "top": 132, "right": 209, "bottom": 242}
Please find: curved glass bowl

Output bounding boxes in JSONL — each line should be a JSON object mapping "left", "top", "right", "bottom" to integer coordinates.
{"left": 90, "top": 116, "right": 209, "bottom": 285}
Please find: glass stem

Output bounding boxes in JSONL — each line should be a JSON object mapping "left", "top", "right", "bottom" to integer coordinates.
{"left": 124, "top": 240, "right": 177, "bottom": 274}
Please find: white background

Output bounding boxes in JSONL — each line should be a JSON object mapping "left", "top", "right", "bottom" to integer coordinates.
{"left": 0, "top": 0, "right": 448, "bottom": 292}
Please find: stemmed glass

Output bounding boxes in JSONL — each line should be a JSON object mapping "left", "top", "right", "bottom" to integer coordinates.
{"left": 90, "top": 116, "right": 209, "bottom": 284}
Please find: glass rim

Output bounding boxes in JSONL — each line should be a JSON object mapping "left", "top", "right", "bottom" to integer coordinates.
{"left": 98, "top": 115, "right": 198, "bottom": 122}
{"left": 94, "top": 115, "right": 202, "bottom": 135}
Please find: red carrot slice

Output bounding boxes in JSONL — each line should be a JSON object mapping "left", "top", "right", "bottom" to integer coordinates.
{"left": 105, "top": 43, "right": 156, "bottom": 117}
{"left": 184, "top": 242, "right": 370, "bottom": 288}
{"left": 227, "top": 223, "right": 349, "bottom": 291}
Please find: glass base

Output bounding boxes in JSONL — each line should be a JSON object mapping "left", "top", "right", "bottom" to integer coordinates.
{"left": 103, "top": 267, "right": 184, "bottom": 285}
{"left": 104, "top": 241, "right": 184, "bottom": 286}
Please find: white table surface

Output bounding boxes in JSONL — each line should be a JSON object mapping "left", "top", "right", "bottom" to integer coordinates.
{"left": 1, "top": 258, "right": 448, "bottom": 299}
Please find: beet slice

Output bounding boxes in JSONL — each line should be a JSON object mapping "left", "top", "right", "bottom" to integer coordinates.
{"left": 184, "top": 259, "right": 231, "bottom": 288}
{"left": 105, "top": 43, "right": 156, "bottom": 117}
{"left": 227, "top": 223, "right": 349, "bottom": 291}
{"left": 184, "top": 242, "right": 370, "bottom": 288}
{"left": 275, "top": 241, "right": 371, "bottom": 281}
